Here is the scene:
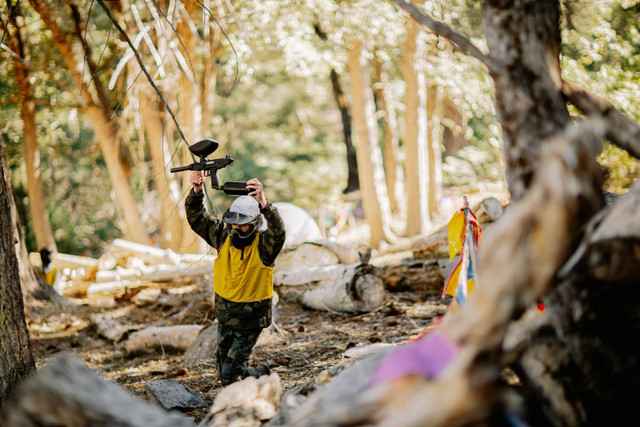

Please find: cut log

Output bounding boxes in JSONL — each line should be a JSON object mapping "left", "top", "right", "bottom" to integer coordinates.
{"left": 95, "top": 263, "right": 213, "bottom": 283}
{"left": 125, "top": 325, "right": 205, "bottom": 356}
{"left": 29, "top": 251, "right": 100, "bottom": 281}
{"left": 87, "top": 279, "right": 145, "bottom": 296}
{"left": 0, "top": 355, "right": 196, "bottom": 426}
{"left": 277, "top": 264, "right": 386, "bottom": 313}
{"left": 313, "top": 240, "right": 371, "bottom": 265}
{"left": 108, "top": 238, "right": 215, "bottom": 265}
{"left": 378, "top": 259, "right": 445, "bottom": 293}
{"left": 275, "top": 243, "right": 339, "bottom": 272}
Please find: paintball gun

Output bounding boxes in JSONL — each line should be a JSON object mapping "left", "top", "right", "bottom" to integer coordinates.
{"left": 170, "top": 139, "right": 250, "bottom": 195}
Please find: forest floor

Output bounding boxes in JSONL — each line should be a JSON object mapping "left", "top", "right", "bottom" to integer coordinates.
{"left": 24, "top": 245, "right": 450, "bottom": 424}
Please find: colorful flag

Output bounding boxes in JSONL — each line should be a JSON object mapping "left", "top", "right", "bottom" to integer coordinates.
{"left": 443, "top": 197, "right": 481, "bottom": 307}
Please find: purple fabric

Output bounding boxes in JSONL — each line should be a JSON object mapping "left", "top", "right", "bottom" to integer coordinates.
{"left": 369, "top": 329, "right": 460, "bottom": 386}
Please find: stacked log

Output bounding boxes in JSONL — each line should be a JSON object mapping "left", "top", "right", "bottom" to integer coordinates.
{"left": 29, "top": 240, "right": 215, "bottom": 298}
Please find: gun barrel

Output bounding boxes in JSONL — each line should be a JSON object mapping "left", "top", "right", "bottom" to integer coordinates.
{"left": 170, "top": 164, "right": 193, "bottom": 173}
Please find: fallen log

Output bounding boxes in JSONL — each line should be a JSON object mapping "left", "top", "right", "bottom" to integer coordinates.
{"left": 125, "top": 325, "right": 205, "bottom": 356}
{"left": 378, "top": 258, "right": 445, "bottom": 293}
{"left": 275, "top": 243, "right": 339, "bottom": 272}
{"left": 108, "top": 238, "right": 215, "bottom": 265}
{"left": 95, "top": 262, "right": 213, "bottom": 283}
{"left": 276, "top": 263, "right": 385, "bottom": 313}
{"left": 0, "top": 355, "right": 196, "bottom": 426}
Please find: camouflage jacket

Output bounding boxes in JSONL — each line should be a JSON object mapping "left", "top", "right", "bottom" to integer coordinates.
{"left": 185, "top": 189, "right": 286, "bottom": 267}
{"left": 185, "top": 189, "right": 286, "bottom": 331}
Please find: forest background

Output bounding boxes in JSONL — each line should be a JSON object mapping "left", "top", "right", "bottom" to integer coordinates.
{"left": 1, "top": 0, "right": 639, "bottom": 258}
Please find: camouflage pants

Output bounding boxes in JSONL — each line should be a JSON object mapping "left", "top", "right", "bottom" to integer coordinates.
{"left": 214, "top": 294, "right": 271, "bottom": 385}
{"left": 216, "top": 323, "right": 262, "bottom": 385}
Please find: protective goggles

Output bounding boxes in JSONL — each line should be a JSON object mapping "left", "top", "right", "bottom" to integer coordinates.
{"left": 222, "top": 210, "right": 257, "bottom": 225}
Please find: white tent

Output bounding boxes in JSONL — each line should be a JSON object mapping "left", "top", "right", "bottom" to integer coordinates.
{"left": 273, "top": 202, "right": 323, "bottom": 247}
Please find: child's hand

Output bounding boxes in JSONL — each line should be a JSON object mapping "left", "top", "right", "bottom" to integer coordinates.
{"left": 247, "top": 178, "right": 267, "bottom": 207}
{"left": 190, "top": 171, "right": 204, "bottom": 193}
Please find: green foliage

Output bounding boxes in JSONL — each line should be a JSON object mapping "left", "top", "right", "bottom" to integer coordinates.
{"left": 561, "top": 0, "right": 640, "bottom": 192}
{"left": 4, "top": 0, "right": 640, "bottom": 256}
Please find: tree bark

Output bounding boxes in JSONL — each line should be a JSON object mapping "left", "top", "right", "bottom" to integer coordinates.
{"left": 29, "top": 0, "right": 151, "bottom": 244}
{"left": 426, "top": 84, "right": 443, "bottom": 218}
{"left": 140, "top": 92, "right": 185, "bottom": 251}
{"left": 4, "top": 7, "right": 57, "bottom": 253}
{"left": 374, "top": 55, "right": 403, "bottom": 215}
{"left": 484, "top": 0, "right": 570, "bottom": 200}
{"left": 176, "top": 2, "right": 206, "bottom": 254}
{"left": 0, "top": 137, "right": 35, "bottom": 404}
{"left": 314, "top": 21, "right": 360, "bottom": 195}
{"left": 330, "top": 69, "right": 360, "bottom": 194}
{"left": 403, "top": 13, "right": 430, "bottom": 235}
{"left": 348, "top": 40, "right": 395, "bottom": 247}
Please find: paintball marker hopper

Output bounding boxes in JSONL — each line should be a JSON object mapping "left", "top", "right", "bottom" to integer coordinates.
{"left": 170, "top": 139, "right": 249, "bottom": 195}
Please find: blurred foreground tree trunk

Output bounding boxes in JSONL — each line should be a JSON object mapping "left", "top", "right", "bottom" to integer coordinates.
{"left": 28, "top": 0, "right": 151, "bottom": 245}
{"left": 348, "top": 40, "right": 395, "bottom": 248}
{"left": 0, "top": 138, "right": 35, "bottom": 405}
{"left": 2, "top": 5, "right": 57, "bottom": 253}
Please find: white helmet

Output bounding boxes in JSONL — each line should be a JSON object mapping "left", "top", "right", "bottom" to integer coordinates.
{"left": 222, "top": 196, "right": 260, "bottom": 225}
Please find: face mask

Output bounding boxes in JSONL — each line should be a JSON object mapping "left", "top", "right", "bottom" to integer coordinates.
{"left": 229, "top": 224, "right": 257, "bottom": 249}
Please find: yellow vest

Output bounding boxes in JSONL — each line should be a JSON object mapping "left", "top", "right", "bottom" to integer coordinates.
{"left": 213, "top": 235, "right": 274, "bottom": 302}
{"left": 36, "top": 266, "right": 59, "bottom": 287}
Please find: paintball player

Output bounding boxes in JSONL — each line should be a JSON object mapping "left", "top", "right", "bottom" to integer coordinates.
{"left": 185, "top": 171, "right": 286, "bottom": 386}
{"left": 36, "top": 248, "right": 60, "bottom": 287}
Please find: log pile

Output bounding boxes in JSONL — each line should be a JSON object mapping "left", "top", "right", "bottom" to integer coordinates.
{"left": 30, "top": 239, "right": 216, "bottom": 298}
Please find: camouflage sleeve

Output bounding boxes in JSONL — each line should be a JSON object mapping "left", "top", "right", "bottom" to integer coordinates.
{"left": 185, "top": 189, "right": 227, "bottom": 251}
{"left": 258, "top": 202, "right": 286, "bottom": 267}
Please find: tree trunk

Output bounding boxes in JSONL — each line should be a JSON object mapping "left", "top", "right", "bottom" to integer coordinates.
{"left": 330, "top": 69, "right": 360, "bottom": 194}
{"left": 484, "top": 0, "right": 570, "bottom": 200}
{"left": 374, "top": 55, "right": 404, "bottom": 215}
{"left": 403, "top": 14, "right": 430, "bottom": 235}
{"left": 426, "top": 84, "right": 443, "bottom": 218}
{"left": 0, "top": 137, "right": 35, "bottom": 404}
{"left": 348, "top": 40, "right": 395, "bottom": 248}
{"left": 4, "top": 8, "right": 57, "bottom": 253}
{"left": 176, "top": 2, "right": 205, "bottom": 255}
{"left": 140, "top": 92, "right": 185, "bottom": 250}
{"left": 29, "top": 0, "right": 150, "bottom": 244}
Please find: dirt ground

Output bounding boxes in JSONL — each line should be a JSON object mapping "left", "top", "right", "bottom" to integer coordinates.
{"left": 24, "top": 251, "right": 450, "bottom": 424}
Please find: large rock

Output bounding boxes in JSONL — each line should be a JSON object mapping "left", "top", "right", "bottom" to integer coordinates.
{"left": 146, "top": 379, "right": 208, "bottom": 411}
